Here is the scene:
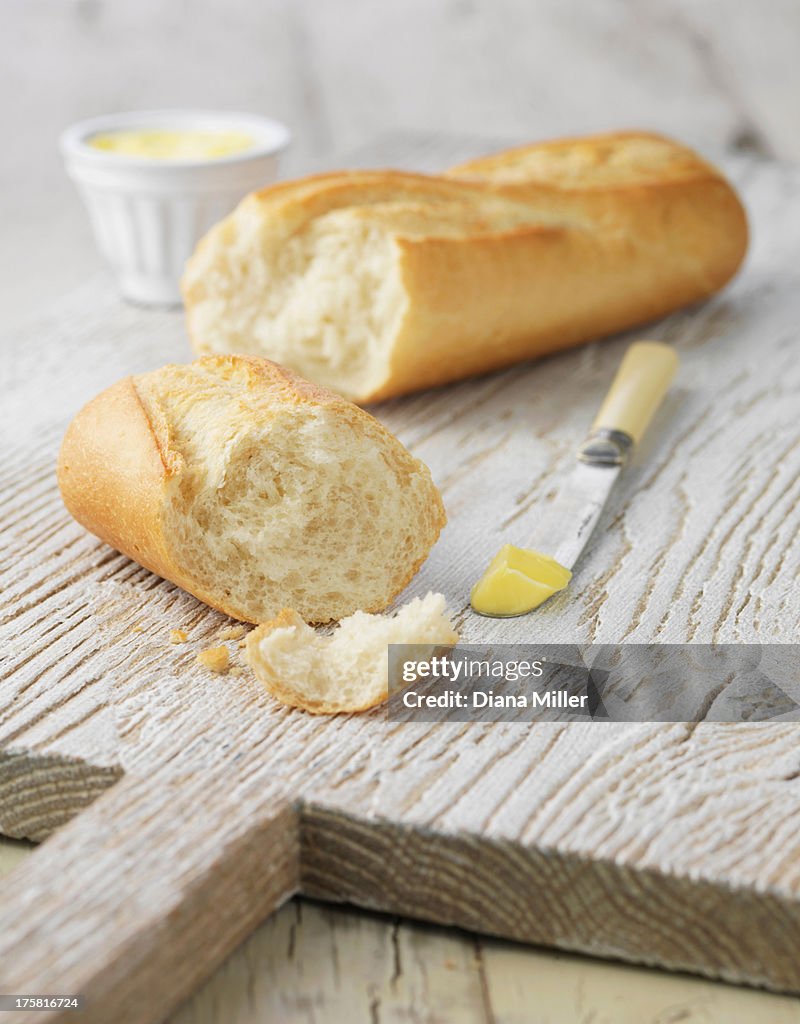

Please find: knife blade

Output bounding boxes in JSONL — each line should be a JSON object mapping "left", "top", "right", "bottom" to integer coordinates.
{"left": 470, "top": 341, "right": 679, "bottom": 618}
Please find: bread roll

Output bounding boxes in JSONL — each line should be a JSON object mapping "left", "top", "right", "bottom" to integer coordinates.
{"left": 183, "top": 131, "right": 747, "bottom": 403}
{"left": 57, "top": 356, "right": 445, "bottom": 623}
{"left": 245, "top": 593, "right": 459, "bottom": 714}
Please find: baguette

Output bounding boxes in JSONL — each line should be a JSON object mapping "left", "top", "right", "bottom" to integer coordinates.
{"left": 57, "top": 355, "right": 445, "bottom": 624}
{"left": 183, "top": 131, "right": 747, "bottom": 403}
{"left": 245, "top": 593, "right": 459, "bottom": 714}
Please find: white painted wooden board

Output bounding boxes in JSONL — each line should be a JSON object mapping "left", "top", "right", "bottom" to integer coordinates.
{"left": 1, "top": 140, "right": 800, "bottom": 1023}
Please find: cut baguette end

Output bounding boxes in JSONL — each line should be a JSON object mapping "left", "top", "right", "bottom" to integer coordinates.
{"left": 245, "top": 593, "right": 459, "bottom": 715}
{"left": 58, "top": 355, "right": 446, "bottom": 624}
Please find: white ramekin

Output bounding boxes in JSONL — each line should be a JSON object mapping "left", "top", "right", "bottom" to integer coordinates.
{"left": 60, "top": 109, "right": 290, "bottom": 306}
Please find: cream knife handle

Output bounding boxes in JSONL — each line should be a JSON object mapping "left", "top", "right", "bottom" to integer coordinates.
{"left": 579, "top": 341, "right": 679, "bottom": 466}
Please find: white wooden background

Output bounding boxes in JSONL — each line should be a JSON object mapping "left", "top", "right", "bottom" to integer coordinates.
{"left": 2, "top": 0, "right": 800, "bottom": 328}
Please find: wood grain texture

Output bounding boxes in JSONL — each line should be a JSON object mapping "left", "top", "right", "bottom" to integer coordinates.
{"left": 171, "top": 897, "right": 800, "bottom": 1024}
{"left": 1, "top": 141, "right": 799, "bottom": 1022}
{"left": 5, "top": 842, "right": 799, "bottom": 1024}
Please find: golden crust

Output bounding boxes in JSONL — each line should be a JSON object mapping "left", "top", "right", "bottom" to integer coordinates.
{"left": 57, "top": 377, "right": 176, "bottom": 578}
{"left": 183, "top": 131, "right": 748, "bottom": 403}
{"left": 57, "top": 372, "right": 250, "bottom": 620}
{"left": 373, "top": 177, "right": 746, "bottom": 400}
{"left": 58, "top": 356, "right": 446, "bottom": 624}
{"left": 446, "top": 130, "right": 718, "bottom": 189}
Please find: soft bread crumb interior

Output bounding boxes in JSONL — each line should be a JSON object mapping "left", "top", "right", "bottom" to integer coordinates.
{"left": 134, "top": 359, "right": 444, "bottom": 623}
{"left": 186, "top": 212, "right": 406, "bottom": 400}
{"left": 246, "top": 592, "right": 459, "bottom": 714}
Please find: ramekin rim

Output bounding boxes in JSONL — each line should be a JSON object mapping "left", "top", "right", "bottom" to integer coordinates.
{"left": 59, "top": 109, "right": 291, "bottom": 169}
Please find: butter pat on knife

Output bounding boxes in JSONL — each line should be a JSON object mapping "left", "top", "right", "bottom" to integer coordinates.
{"left": 470, "top": 545, "right": 572, "bottom": 616}
{"left": 471, "top": 341, "right": 679, "bottom": 618}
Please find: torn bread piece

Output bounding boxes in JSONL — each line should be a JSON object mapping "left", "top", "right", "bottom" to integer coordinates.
{"left": 245, "top": 592, "right": 459, "bottom": 714}
{"left": 58, "top": 355, "right": 445, "bottom": 624}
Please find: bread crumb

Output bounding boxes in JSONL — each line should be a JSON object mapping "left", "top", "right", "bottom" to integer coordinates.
{"left": 130, "top": 622, "right": 145, "bottom": 634}
{"left": 228, "top": 665, "right": 245, "bottom": 677}
{"left": 219, "top": 624, "right": 246, "bottom": 641}
{"left": 169, "top": 629, "right": 188, "bottom": 644}
{"left": 197, "top": 646, "right": 230, "bottom": 674}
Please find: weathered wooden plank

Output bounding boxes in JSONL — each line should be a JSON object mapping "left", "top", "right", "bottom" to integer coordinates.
{"left": 0, "top": 144, "right": 799, "bottom": 1021}
{"left": 0, "top": 762, "right": 299, "bottom": 1024}
{"left": 4, "top": 839, "right": 800, "bottom": 1024}
{"left": 170, "top": 897, "right": 800, "bottom": 1024}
